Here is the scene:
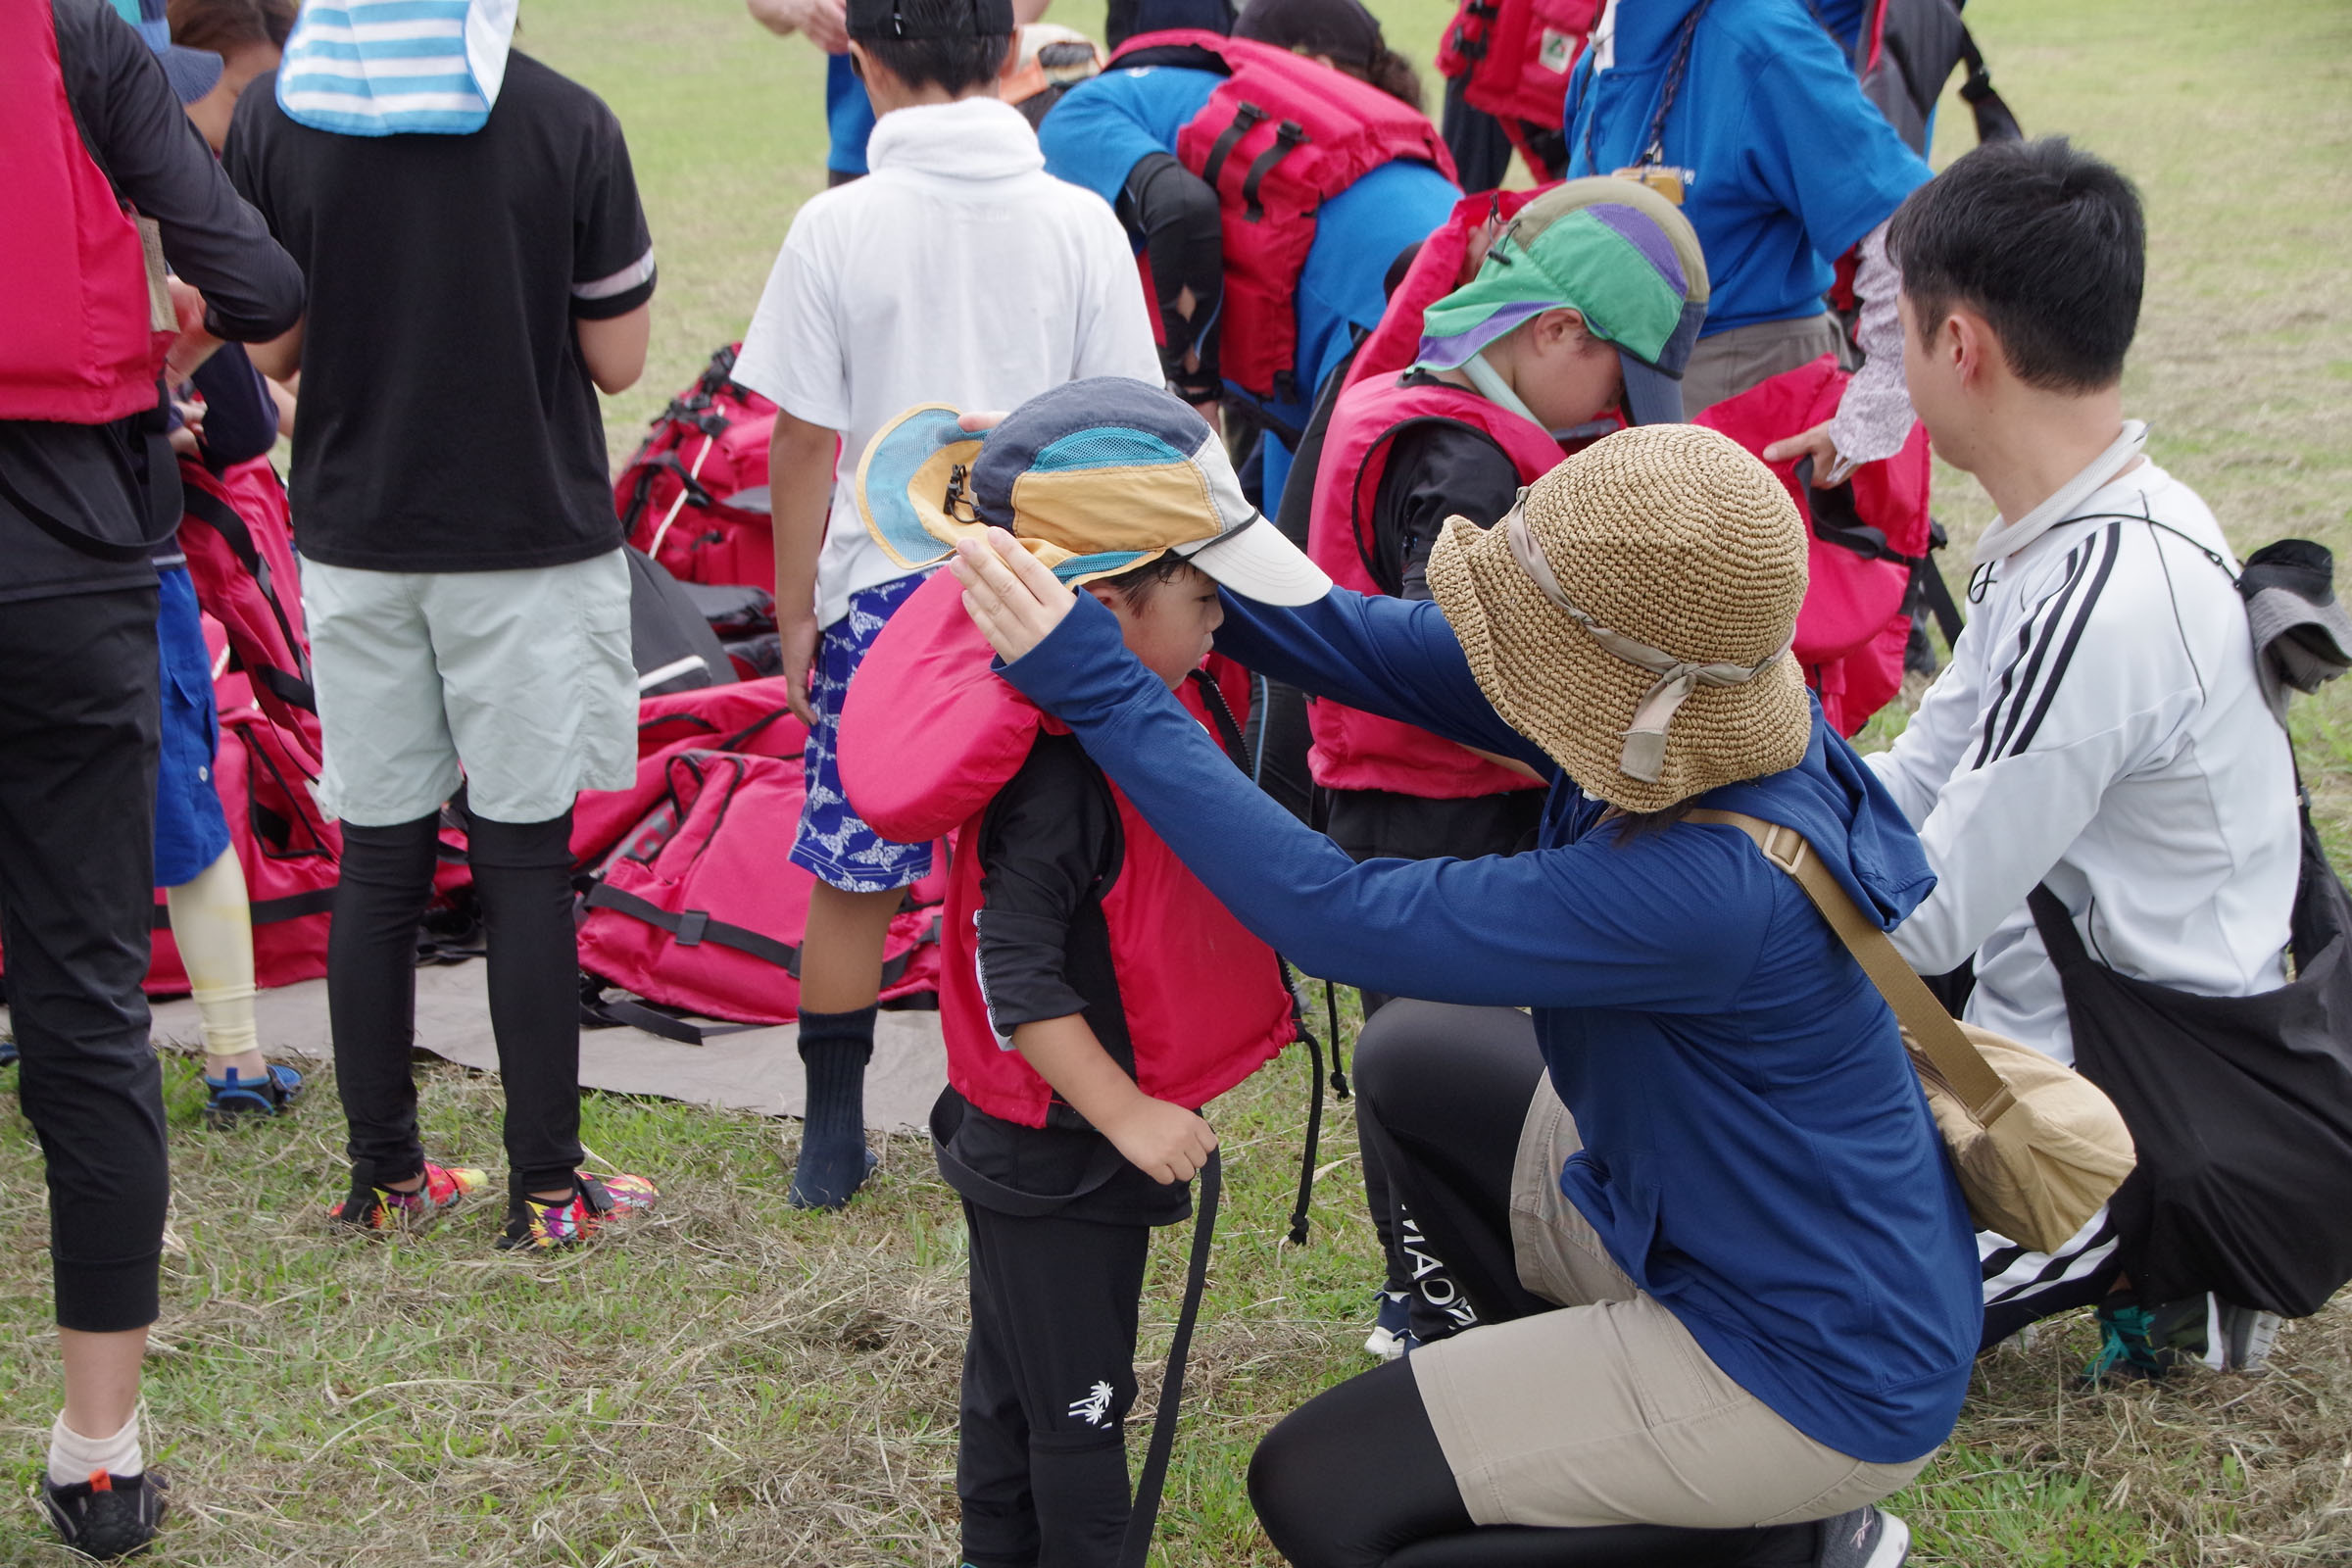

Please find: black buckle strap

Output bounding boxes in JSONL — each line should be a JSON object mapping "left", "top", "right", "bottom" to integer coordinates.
{"left": 1240, "top": 121, "right": 1307, "bottom": 223}
{"left": 179, "top": 482, "right": 318, "bottom": 710}
{"left": 582, "top": 882, "right": 805, "bottom": 973}
{"left": 1116, "top": 1147, "right": 1220, "bottom": 1568}
{"left": 1200, "top": 101, "right": 1265, "bottom": 193}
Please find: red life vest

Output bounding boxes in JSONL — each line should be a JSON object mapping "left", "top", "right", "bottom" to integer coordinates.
{"left": 1300, "top": 189, "right": 1559, "bottom": 798}
{"left": 840, "top": 571, "right": 1296, "bottom": 1129}
{"left": 1306, "top": 374, "right": 1562, "bottom": 798}
{"left": 1106, "top": 30, "right": 1455, "bottom": 407}
{"left": 0, "top": 0, "right": 172, "bottom": 423}
{"left": 1692, "top": 355, "right": 1934, "bottom": 736}
{"left": 1436, "top": 0, "right": 1602, "bottom": 133}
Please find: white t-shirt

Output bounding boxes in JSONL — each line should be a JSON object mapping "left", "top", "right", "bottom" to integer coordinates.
{"left": 734, "top": 95, "right": 1160, "bottom": 629}
{"left": 1869, "top": 443, "right": 2300, "bottom": 1066}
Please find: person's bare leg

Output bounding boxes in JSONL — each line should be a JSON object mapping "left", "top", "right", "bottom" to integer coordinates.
{"left": 789, "top": 882, "right": 906, "bottom": 1208}
{"left": 52, "top": 1328, "right": 150, "bottom": 1488}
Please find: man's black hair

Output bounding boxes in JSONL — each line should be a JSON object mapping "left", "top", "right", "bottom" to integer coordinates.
{"left": 1093, "top": 551, "right": 1199, "bottom": 602}
{"left": 1886, "top": 136, "right": 2145, "bottom": 392}
{"left": 854, "top": 0, "right": 1011, "bottom": 95}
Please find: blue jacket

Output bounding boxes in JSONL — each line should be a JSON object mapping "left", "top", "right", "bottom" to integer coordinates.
{"left": 1038, "top": 64, "right": 1459, "bottom": 505}
{"left": 1563, "top": 0, "right": 1930, "bottom": 334}
{"left": 997, "top": 585, "right": 1981, "bottom": 1463}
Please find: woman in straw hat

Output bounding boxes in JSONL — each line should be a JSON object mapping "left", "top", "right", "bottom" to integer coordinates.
{"left": 949, "top": 420, "right": 1977, "bottom": 1567}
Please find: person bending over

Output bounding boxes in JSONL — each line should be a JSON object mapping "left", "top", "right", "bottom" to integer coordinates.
{"left": 1299, "top": 176, "right": 1707, "bottom": 1355}
{"left": 1038, "top": 0, "right": 1457, "bottom": 511}
{"left": 952, "top": 421, "right": 1978, "bottom": 1567}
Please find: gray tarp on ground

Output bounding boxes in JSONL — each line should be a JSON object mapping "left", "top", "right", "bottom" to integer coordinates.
{"left": 126, "top": 960, "right": 947, "bottom": 1133}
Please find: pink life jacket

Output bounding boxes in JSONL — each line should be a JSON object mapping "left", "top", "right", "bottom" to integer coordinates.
{"left": 1306, "top": 374, "right": 1563, "bottom": 797}
{"left": 1692, "top": 354, "right": 1933, "bottom": 736}
{"left": 0, "top": 1, "right": 172, "bottom": 423}
{"left": 1106, "top": 30, "right": 1456, "bottom": 407}
{"left": 840, "top": 570, "right": 1296, "bottom": 1130}
{"left": 1437, "top": 0, "right": 1602, "bottom": 135}
{"left": 1303, "top": 189, "right": 1561, "bottom": 799}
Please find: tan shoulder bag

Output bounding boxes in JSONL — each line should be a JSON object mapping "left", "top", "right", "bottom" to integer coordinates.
{"left": 1689, "top": 810, "right": 2136, "bottom": 1254}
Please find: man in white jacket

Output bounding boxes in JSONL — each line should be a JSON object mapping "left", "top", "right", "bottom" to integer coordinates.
{"left": 1868, "top": 138, "right": 2300, "bottom": 1376}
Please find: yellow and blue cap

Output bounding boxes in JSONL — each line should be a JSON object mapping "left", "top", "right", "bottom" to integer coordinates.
{"left": 856, "top": 378, "right": 1333, "bottom": 606}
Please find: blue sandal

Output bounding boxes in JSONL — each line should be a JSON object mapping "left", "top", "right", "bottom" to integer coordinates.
{"left": 204, "top": 1062, "right": 304, "bottom": 1128}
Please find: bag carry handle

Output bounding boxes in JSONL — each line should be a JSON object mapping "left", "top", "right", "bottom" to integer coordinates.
{"left": 1686, "top": 810, "right": 2007, "bottom": 1112}
{"left": 1118, "top": 1147, "right": 1220, "bottom": 1568}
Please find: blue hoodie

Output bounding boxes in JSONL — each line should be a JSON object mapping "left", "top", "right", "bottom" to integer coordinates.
{"left": 1563, "top": 0, "right": 1930, "bottom": 335}
{"left": 997, "top": 585, "right": 1981, "bottom": 1464}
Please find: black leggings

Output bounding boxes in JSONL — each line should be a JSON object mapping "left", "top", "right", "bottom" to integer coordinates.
{"left": 1251, "top": 1003, "right": 1818, "bottom": 1568}
{"left": 330, "top": 805, "right": 584, "bottom": 1196}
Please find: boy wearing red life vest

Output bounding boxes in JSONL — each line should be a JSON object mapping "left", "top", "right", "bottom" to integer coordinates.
{"left": 838, "top": 379, "right": 1329, "bottom": 1568}
{"left": 1302, "top": 176, "right": 1705, "bottom": 1353}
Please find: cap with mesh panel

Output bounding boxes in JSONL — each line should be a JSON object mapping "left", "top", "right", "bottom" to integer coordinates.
{"left": 857, "top": 378, "right": 1332, "bottom": 606}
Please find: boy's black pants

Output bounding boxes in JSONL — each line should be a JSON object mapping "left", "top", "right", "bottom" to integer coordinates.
{"left": 959, "top": 1200, "right": 1150, "bottom": 1568}
{"left": 0, "top": 586, "right": 171, "bottom": 1333}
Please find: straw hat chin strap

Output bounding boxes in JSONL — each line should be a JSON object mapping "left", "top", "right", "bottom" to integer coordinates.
{"left": 1503, "top": 509, "right": 1788, "bottom": 784}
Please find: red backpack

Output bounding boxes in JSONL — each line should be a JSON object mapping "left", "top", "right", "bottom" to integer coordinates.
{"left": 1105, "top": 31, "right": 1455, "bottom": 406}
{"left": 0, "top": 0, "right": 171, "bottom": 424}
{"left": 613, "top": 344, "right": 783, "bottom": 592}
{"left": 570, "top": 678, "right": 946, "bottom": 1033}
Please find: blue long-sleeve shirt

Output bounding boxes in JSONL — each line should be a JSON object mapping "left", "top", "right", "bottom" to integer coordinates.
{"left": 997, "top": 586, "right": 1980, "bottom": 1463}
{"left": 1563, "top": 0, "right": 1929, "bottom": 335}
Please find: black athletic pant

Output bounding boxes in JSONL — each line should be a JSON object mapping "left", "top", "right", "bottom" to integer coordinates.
{"left": 329, "top": 805, "right": 584, "bottom": 1197}
{"left": 1330, "top": 794, "right": 1543, "bottom": 1331}
{"left": 959, "top": 1200, "right": 1150, "bottom": 1568}
{"left": 0, "top": 587, "right": 171, "bottom": 1333}
{"left": 1250, "top": 1003, "right": 1817, "bottom": 1567}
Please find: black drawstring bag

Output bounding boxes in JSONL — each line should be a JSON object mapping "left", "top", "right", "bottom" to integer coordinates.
{"left": 2027, "top": 797, "right": 2352, "bottom": 1316}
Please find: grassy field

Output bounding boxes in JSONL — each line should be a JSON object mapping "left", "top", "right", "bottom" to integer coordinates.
{"left": 6, "top": 0, "right": 2352, "bottom": 1561}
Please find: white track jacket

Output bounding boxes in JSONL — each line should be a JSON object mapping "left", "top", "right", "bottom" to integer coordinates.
{"left": 1868, "top": 424, "right": 2300, "bottom": 1066}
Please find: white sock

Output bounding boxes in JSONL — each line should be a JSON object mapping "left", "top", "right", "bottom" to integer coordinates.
{"left": 48, "top": 1409, "right": 143, "bottom": 1488}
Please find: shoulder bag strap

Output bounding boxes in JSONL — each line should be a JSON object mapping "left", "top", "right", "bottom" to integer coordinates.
{"left": 1686, "top": 809, "right": 2008, "bottom": 1112}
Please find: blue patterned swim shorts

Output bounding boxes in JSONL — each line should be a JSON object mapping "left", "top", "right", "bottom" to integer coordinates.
{"left": 789, "top": 571, "right": 937, "bottom": 893}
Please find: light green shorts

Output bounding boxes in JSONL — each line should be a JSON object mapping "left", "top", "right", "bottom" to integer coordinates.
{"left": 303, "top": 550, "right": 636, "bottom": 827}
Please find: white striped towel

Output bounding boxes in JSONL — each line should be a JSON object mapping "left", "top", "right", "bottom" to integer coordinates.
{"left": 276, "top": 0, "right": 518, "bottom": 136}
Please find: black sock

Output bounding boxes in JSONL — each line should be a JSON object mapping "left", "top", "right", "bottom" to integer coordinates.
{"left": 790, "top": 1006, "right": 876, "bottom": 1209}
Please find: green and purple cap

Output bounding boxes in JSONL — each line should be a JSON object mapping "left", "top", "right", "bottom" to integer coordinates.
{"left": 1417, "top": 177, "right": 1711, "bottom": 427}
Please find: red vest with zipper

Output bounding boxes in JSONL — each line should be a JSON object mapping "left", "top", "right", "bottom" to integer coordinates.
{"left": 1304, "top": 187, "right": 1561, "bottom": 799}
{"left": 839, "top": 570, "right": 1296, "bottom": 1130}
{"left": 0, "top": 1, "right": 172, "bottom": 423}
{"left": 1106, "top": 29, "right": 1455, "bottom": 406}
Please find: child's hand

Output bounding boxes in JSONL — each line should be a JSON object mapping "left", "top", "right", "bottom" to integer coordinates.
{"left": 951, "top": 528, "right": 1076, "bottom": 665}
{"left": 779, "top": 612, "right": 820, "bottom": 727}
{"left": 1101, "top": 1096, "right": 1217, "bottom": 1186}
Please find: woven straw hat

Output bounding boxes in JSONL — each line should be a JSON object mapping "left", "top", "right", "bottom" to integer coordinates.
{"left": 1426, "top": 423, "right": 1812, "bottom": 811}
